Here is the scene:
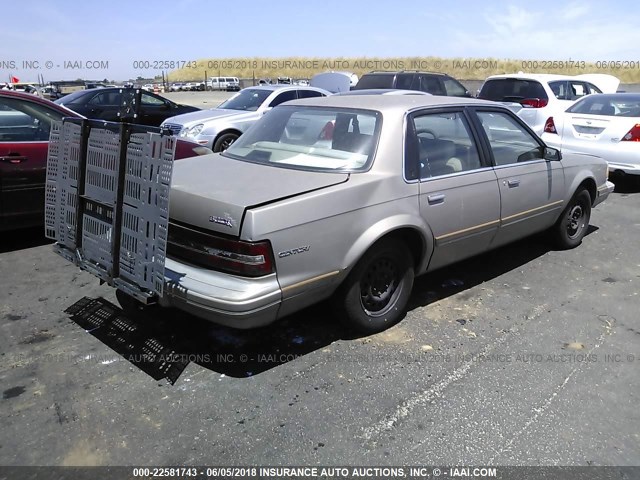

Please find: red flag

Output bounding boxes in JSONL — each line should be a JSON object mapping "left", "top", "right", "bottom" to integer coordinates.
{"left": 10, "top": 76, "right": 19, "bottom": 83}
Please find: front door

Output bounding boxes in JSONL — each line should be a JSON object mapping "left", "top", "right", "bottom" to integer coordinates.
{"left": 474, "top": 110, "right": 565, "bottom": 248}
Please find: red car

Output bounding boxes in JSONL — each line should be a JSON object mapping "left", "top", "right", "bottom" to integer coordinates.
{"left": 0, "top": 90, "right": 211, "bottom": 231}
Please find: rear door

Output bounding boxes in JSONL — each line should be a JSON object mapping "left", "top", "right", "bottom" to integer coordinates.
{"left": 84, "top": 90, "right": 122, "bottom": 121}
{"left": 473, "top": 109, "right": 565, "bottom": 247}
{"left": 406, "top": 108, "right": 501, "bottom": 271}
{"left": 0, "top": 96, "right": 65, "bottom": 229}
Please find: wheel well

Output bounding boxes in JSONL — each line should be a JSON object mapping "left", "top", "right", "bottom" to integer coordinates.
{"left": 383, "top": 228, "right": 425, "bottom": 270}
{"left": 578, "top": 178, "right": 597, "bottom": 205}
{"left": 215, "top": 129, "right": 242, "bottom": 143}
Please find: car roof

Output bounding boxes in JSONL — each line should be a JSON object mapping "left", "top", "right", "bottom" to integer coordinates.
{"left": 363, "top": 70, "right": 451, "bottom": 77}
{"left": 286, "top": 94, "right": 496, "bottom": 113}
{"left": 335, "top": 89, "right": 432, "bottom": 96}
{"left": 485, "top": 73, "right": 585, "bottom": 82}
{"left": 243, "top": 85, "right": 326, "bottom": 92}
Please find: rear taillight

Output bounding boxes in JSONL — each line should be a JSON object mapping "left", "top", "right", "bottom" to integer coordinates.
{"left": 622, "top": 124, "right": 640, "bottom": 142}
{"left": 543, "top": 117, "right": 557, "bottom": 134}
{"left": 168, "top": 224, "right": 274, "bottom": 277}
{"left": 520, "top": 98, "right": 549, "bottom": 108}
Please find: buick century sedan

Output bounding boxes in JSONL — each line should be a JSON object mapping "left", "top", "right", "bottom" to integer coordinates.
{"left": 129, "top": 95, "right": 613, "bottom": 333}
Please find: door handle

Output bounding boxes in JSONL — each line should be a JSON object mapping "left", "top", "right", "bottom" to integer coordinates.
{"left": 0, "top": 154, "right": 28, "bottom": 164}
{"left": 507, "top": 179, "right": 521, "bottom": 188}
{"left": 427, "top": 193, "right": 445, "bottom": 205}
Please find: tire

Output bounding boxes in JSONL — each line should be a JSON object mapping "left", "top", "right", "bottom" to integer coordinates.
{"left": 213, "top": 132, "right": 239, "bottom": 152}
{"left": 334, "top": 238, "right": 414, "bottom": 334}
{"left": 552, "top": 188, "right": 591, "bottom": 249}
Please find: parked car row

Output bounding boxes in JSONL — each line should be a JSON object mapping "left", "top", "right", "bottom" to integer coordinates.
{"left": 0, "top": 90, "right": 211, "bottom": 232}
{"left": 169, "top": 82, "right": 206, "bottom": 92}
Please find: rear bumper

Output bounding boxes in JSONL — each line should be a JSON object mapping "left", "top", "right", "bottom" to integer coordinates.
{"left": 159, "top": 257, "right": 282, "bottom": 329}
{"left": 594, "top": 180, "right": 615, "bottom": 207}
{"left": 608, "top": 162, "right": 640, "bottom": 176}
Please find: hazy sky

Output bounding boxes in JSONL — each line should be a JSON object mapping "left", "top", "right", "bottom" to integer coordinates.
{"left": 2, "top": 0, "right": 638, "bottom": 81}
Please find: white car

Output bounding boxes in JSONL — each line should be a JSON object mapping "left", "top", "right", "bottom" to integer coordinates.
{"left": 478, "top": 73, "right": 620, "bottom": 135}
{"left": 541, "top": 93, "right": 640, "bottom": 176}
{"left": 141, "top": 84, "right": 154, "bottom": 92}
{"left": 161, "top": 85, "right": 331, "bottom": 152}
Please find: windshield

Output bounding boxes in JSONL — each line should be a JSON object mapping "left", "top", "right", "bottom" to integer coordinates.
{"left": 224, "top": 106, "right": 381, "bottom": 172}
{"left": 567, "top": 94, "right": 640, "bottom": 117}
{"left": 217, "top": 88, "right": 272, "bottom": 111}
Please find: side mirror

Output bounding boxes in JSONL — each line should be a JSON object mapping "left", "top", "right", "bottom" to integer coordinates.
{"left": 544, "top": 146, "right": 562, "bottom": 161}
{"left": 262, "top": 106, "right": 273, "bottom": 114}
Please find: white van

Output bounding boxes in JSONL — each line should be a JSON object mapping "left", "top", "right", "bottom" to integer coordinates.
{"left": 207, "top": 77, "right": 240, "bottom": 91}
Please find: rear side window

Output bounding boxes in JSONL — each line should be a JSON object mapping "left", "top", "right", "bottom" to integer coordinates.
{"left": 479, "top": 79, "right": 548, "bottom": 102}
{"left": 405, "top": 111, "right": 482, "bottom": 180}
{"left": 297, "top": 90, "right": 325, "bottom": 99}
{"left": 443, "top": 77, "right": 468, "bottom": 97}
{"left": 416, "top": 75, "right": 445, "bottom": 95}
{"left": 354, "top": 74, "right": 395, "bottom": 89}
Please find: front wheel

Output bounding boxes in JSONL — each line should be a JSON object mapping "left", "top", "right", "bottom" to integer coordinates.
{"left": 551, "top": 188, "right": 591, "bottom": 249}
{"left": 333, "top": 238, "right": 414, "bottom": 334}
{"left": 213, "top": 132, "right": 239, "bottom": 152}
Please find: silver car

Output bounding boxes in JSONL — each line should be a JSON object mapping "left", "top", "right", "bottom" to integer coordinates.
{"left": 161, "top": 85, "right": 330, "bottom": 152}
{"left": 140, "top": 95, "right": 614, "bottom": 334}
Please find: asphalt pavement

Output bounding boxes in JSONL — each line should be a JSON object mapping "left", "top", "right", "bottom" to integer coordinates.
{"left": 1, "top": 176, "right": 639, "bottom": 467}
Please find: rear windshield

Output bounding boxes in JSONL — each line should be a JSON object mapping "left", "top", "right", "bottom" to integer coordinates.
{"left": 479, "top": 79, "right": 549, "bottom": 102}
{"left": 224, "top": 106, "right": 381, "bottom": 173}
{"left": 567, "top": 94, "right": 640, "bottom": 117}
{"left": 354, "top": 74, "right": 395, "bottom": 90}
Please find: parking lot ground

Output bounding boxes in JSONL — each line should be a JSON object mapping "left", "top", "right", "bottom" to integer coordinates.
{"left": 162, "top": 91, "right": 234, "bottom": 109}
{"left": 1, "top": 180, "right": 639, "bottom": 466}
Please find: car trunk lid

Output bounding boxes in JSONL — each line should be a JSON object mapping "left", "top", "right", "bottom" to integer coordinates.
{"left": 564, "top": 114, "right": 636, "bottom": 142}
{"left": 169, "top": 154, "right": 349, "bottom": 236}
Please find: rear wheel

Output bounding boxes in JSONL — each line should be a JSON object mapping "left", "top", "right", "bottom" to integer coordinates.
{"left": 552, "top": 188, "right": 591, "bottom": 249}
{"left": 334, "top": 238, "right": 414, "bottom": 334}
{"left": 213, "top": 132, "right": 239, "bottom": 152}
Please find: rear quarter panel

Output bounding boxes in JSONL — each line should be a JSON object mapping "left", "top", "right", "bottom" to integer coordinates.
{"left": 242, "top": 172, "right": 426, "bottom": 302}
{"left": 559, "top": 152, "right": 608, "bottom": 204}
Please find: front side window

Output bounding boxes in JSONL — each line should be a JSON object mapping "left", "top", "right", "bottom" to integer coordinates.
{"left": 405, "top": 111, "right": 481, "bottom": 180}
{"left": 269, "top": 90, "right": 297, "bottom": 107}
{"left": 225, "top": 106, "right": 380, "bottom": 172}
{"left": 477, "top": 111, "right": 543, "bottom": 166}
{"left": 0, "top": 97, "right": 63, "bottom": 142}
{"left": 567, "top": 81, "right": 589, "bottom": 100}
{"left": 141, "top": 93, "right": 165, "bottom": 106}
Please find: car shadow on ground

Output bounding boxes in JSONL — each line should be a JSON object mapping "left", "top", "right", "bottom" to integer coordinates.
{"left": 611, "top": 174, "right": 640, "bottom": 194}
{"left": 0, "top": 227, "right": 53, "bottom": 253}
{"left": 63, "top": 228, "right": 598, "bottom": 384}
